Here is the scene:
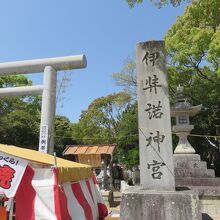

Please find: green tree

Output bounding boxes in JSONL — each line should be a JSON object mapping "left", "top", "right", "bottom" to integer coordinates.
{"left": 0, "top": 75, "right": 41, "bottom": 149}
{"left": 127, "top": 0, "right": 186, "bottom": 8}
{"left": 72, "top": 92, "right": 131, "bottom": 144}
{"left": 112, "top": 57, "right": 137, "bottom": 98}
{"left": 165, "top": 0, "right": 220, "bottom": 80}
{"left": 54, "top": 115, "right": 76, "bottom": 156}
{"left": 1, "top": 110, "right": 40, "bottom": 149}
{"left": 116, "top": 102, "right": 139, "bottom": 168}
{"left": 164, "top": 0, "right": 220, "bottom": 174}
{"left": 72, "top": 120, "right": 109, "bottom": 145}
{"left": 0, "top": 75, "right": 37, "bottom": 114}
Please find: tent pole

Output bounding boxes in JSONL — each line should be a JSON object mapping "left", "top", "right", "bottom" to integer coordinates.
{"left": 54, "top": 152, "right": 57, "bottom": 167}
{"left": 8, "top": 198, "right": 14, "bottom": 220}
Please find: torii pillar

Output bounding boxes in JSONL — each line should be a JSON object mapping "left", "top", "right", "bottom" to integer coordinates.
{"left": 0, "top": 55, "right": 87, "bottom": 154}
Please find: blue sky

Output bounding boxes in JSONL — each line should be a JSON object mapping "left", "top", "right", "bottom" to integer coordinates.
{"left": 0, "top": 1, "right": 187, "bottom": 122}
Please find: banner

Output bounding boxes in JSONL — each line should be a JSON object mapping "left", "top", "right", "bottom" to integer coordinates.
{"left": 0, "top": 152, "right": 28, "bottom": 198}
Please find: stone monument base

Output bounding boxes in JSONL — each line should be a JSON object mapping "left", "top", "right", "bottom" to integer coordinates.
{"left": 120, "top": 187, "right": 201, "bottom": 220}
{"left": 173, "top": 154, "right": 220, "bottom": 219}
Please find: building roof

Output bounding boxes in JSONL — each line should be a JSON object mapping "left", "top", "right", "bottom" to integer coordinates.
{"left": 63, "top": 144, "right": 117, "bottom": 156}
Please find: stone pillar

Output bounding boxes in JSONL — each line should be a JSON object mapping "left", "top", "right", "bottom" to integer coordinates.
{"left": 136, "top": 41, "right": 175, "bottom": 190}
{"left": 39, "top": 66, "right": 57, "bottom": 154}
{"left": 120, "top": 41, "right": 202, "bottom": 220}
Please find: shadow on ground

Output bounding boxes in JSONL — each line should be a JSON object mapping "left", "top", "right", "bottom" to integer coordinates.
{"left": 202, "top": 213, "right": 214, "bottom": 220}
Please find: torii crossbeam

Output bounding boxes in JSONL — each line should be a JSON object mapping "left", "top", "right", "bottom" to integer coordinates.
{"left": 0, "top": 55, "right": 87, "bottom": 154}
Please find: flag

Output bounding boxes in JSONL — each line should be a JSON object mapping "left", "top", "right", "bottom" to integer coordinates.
{"left": 0, "top": 152, "right": 28, "bottom": 198}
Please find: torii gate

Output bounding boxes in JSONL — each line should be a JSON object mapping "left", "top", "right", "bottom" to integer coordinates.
{"left": 0, "top": 55, "right": 87, "bottom": 154}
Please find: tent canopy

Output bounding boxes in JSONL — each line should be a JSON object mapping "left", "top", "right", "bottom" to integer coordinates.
{"left": 0, "top": 144, "right": 92, "bottom": 184}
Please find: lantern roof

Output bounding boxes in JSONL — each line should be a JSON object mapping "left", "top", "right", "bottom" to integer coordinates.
{"left": 170, "top": 85, "right": 202, "bottom": 117}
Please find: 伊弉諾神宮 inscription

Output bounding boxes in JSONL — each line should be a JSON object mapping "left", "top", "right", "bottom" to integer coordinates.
{"left": 137, "top": 41, "right": 175, "bottom": 190}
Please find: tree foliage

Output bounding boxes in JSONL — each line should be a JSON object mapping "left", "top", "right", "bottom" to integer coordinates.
{"left": 54, "top": 115, "right": 76, "bottom": 156}
{"left": 126, "top": 0, "right": 187, "bottom": 8}
{"left": 116, "top": 102, "right": 139, "bottom": 168}
{"left": 1, "top": 110, "right": 40, "bottom": 149}
{"left": 0, "top": 75, "right": 41, "bottom": 149}
{"left": 165, "top": 0, "right": 220, "bottom": 79}
{"left": 72, "top": 92, "right": 131, "bottom": 144}
{"left": 126, "top": 0, "right": 143, "bottom": 8}
{"left": 165, "top": 0, "right": 220, "bottom": 135}
{"left": 112, "top": 57, "right": 137, "bottom": 98}
{"left": 165, "top": 0, "right": 220, "bottom": 173}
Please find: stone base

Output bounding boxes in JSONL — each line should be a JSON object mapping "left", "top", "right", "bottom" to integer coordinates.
{"left": 174, "top": 154, "right": 201, "bottom": 162}
{"left": 174, "top": 154, "right": 215, "bottom": 178}
{"left": 175, "top": 177, "right": 220, "bottom": 186}
{"left": 173, "top": 154, "right": 220, "bottom": 219}
{"left": 120, "top": 187, "right": 201, "bottom": 220}
{"left": 176, "top": 185, "right": 220, "bottom": 219}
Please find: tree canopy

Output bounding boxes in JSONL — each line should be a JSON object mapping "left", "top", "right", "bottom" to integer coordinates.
{"left": 72, "top": 92, "right": 131, "bottom": 144}
{"left": 165, "top": 0, "right": 220, "bottom": 79}
{"left": 165, "top": 0, "right": 220, "bottom": 173}
{"left": 54, "top": 115, "right": 76, "bottom": 156}
{"left": 116, "top": 102, "right": 139, "bottom": 168}
{"left": 126, "top": 0, "right": 187, "bottom": 8}
{"left": 112, "top": 57, "right": 137, "bottom": 98}
{"left": 0, "top": 75, "right": 40, "bottom": 149}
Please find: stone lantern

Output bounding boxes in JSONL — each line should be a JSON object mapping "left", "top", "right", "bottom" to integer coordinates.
{"left": 171, "top": 85, "right": 202, "bottom": 154}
